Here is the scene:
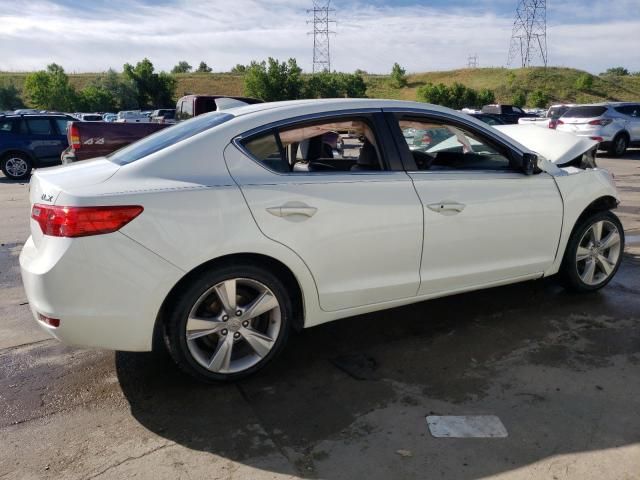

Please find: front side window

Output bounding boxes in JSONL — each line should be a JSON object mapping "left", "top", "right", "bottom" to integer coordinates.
{"left": 242, "top": 117, "right": 383, "bottom": 173}
{"left": 397, "top": 118, "right": 511, "bottom": 171}
{"left": 26, "top": 118, "right": 52, "bottom": 135}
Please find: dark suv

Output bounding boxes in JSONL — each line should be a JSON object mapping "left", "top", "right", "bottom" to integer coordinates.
{"left": 0, "top": 114, "right": 75, "bottom": 180}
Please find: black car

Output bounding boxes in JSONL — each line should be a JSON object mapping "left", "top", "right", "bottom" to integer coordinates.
{"left": 480, "top": 104, "right": 537, "bottom": 124}
{"left": 0, "top": 114, "right": 75, "bottom": 180}
{"left": 468, "top": 113, "right": 506, "bottom": 126}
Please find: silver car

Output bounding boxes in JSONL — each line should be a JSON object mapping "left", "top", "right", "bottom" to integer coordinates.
{"left": 556, "top": 103, "right": 640, "bottom": 157}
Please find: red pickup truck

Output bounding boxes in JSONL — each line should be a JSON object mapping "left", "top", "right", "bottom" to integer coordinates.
{"left": 62, "top": 95, "right": 262, "bottom": 164}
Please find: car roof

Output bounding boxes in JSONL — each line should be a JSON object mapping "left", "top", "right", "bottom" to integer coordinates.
{"left": 0, "top": 113, "right": 72, "bottom": 119}
{"left": 225, "top": 98, "right": 459, "bottom": 118}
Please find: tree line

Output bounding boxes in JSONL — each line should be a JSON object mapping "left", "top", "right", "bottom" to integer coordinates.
{"left": 2, "top": 60, "right": 638, "bottom": 113}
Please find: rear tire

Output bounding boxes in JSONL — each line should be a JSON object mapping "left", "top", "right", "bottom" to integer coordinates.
{"left": 164, "top": 264, "right": 292, "bottom": 383}
{"left": 559, "top": 210, "right": 624, "bottom": 292}
{"left": 1, "top": 153, "right": 32, "bottom": 180}
{"left": 608, "top": 133, "right": 628, "bottom": 157}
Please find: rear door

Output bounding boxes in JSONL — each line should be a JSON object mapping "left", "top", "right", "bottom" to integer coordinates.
{"left": 225, "top": 111, "right": 424, "bottom": 312}
{"left": 24, "top": 117, "right": 65, "bottom": 165}
{"left": 386, "top": 110, "right": 563, "bottom": 295}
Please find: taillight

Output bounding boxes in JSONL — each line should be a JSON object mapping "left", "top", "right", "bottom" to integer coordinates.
{"left": 31, "top": 204, "right": 143, "bottom": 238}
{"left": 588, "top": 119, "right": 612, "bottom": 126}
{"left": 68, "top": 123, "right": 81, "bottom": 149}
{"left": 37, "top": 313, "right": 60, "bottom": 328}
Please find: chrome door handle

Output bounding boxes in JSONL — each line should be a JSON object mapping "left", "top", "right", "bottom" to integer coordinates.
{"left": 267, "top": 204, "right": 318, "bottom": 218}
{"left": 427, "top": 202, "right": 466, "bottom": 215}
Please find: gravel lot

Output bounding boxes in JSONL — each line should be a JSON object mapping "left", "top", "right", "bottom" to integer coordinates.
{"left": 1, "top": 152, "right": 640, "bottom": 479}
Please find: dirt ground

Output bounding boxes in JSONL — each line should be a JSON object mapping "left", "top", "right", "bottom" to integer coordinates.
{"left": 1, "top": 152, "right": 639, "bottom": 479}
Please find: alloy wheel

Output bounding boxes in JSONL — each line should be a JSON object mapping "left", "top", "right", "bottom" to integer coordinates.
{"left": 5, "top": 157, "right": 29, "bottom": 178}
{"left": 576, "top": 220, "right": 621, "bottom": 286}
{"left": 185, "top": 278, "right": 282, "bottom": 374}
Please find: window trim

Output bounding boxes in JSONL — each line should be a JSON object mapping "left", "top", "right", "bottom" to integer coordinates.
{"left": 384, "top": 110, "right": 525, "bottom": 174}
{"left": 234, "top": 109, "right": 402, "bottom": 176}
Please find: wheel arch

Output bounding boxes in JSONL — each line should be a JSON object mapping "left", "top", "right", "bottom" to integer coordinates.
{"left": 0, "top": 148, "right": 36, "bottom": 162}
{"left": 153, "top": 252, "right": 306, "bottom": 351}
{"left": 569, "top": 195, "right": 619, "bottom": 237}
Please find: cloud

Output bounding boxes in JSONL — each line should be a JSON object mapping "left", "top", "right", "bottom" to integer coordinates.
{"left": 0, "top": 0, "right": 637, "bottom": 74}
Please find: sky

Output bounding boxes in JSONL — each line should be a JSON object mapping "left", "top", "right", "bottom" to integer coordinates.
{"left": 0, "top": 0, "right": 639, "bottom": 74}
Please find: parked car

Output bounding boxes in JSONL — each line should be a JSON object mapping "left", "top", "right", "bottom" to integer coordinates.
{"left": 61, "top": 121, "right": 169, "bottom": 164}
{"left": 519, "top": 104, "right": 575, "bottom": 129}
{"left": 468, "top": 113, "right": 506, "bottom": 126}
{"left": 151, "top": 109, "right": 176, "bottom": 124}
{"left": 556, "top": 103, "right": 640, "bottom": 157}
{"left": 116, "top": 110, "right": 150, "bottom": 123}
{"left": 62, "top": 98, "right": 261, "bottom": 163}
{"left": 0, "top": 113, "right": 75, "bottom": 179}
{"left": 175, "top": 95, "right": 262, "bottom": 121}
{"left": 76, "top": 113, "right": 103, "bottom": 122}
{"left": 20, "top": 99, "right": 624, "bottom": 383}
{"left": 102, "top": 113, "right": 117, "bottom": 122}
{"left": 481, "top": 104, "right": 538, "bottom": 124}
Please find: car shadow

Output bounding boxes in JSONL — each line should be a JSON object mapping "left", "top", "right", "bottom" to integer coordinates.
{"left": 0, "top": 176, "right": 29, "bottom": 184}
{"left": 116, "top": 265, "right": 640, "bottom": 478}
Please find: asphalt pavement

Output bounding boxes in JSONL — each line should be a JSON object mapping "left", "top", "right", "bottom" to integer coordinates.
{"left": 1, "top": 153, "right": 639, "bottom": 479}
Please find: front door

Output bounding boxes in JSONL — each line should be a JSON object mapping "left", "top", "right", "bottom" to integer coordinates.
{"left": 225, "top": 112, "right": 423, "bottom": 312}
{"left": 389, "top": 112, "right": 563, "bottom": 295}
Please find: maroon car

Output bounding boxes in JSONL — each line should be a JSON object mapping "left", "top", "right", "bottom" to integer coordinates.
{"left": 61, "top": 122, "right": 168, "bottom": 163}
{"left": 61, "top": 95, "right": 263, "bottom": 164}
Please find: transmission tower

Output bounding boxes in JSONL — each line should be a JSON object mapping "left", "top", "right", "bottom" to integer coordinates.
{"left": 307, "top": 1, "right": 335, "bottom": 73}
{"left": 508, "top": 0, "right": 548, "bottom": 67}
{"left": 467, "top": 53, "right": 479, "bottom": 68}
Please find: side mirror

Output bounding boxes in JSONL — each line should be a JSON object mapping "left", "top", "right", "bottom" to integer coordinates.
{"left": 521, "top": 153, "right": 538, "bottom": 175}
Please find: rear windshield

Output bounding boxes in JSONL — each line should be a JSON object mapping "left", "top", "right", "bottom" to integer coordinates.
{"left": 548, "top": 106, "right": 569, "bottom": 119}
{"left": 108, "top": 111, "right": 234, "bottom": 165}
{"left": 562, "top": 106, "right": 607, "bottom": 118}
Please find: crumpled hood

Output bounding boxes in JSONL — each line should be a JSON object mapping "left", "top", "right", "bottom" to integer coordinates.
{"left": 494, "top": 124, "right": 598, "bottom": 164}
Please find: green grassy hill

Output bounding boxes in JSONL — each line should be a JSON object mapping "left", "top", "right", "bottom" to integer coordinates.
{"left": 2, "top": 67, "right": 639, "bottom": 108}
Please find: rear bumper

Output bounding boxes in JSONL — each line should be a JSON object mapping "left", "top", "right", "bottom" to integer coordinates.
{"left": 19, "top": 232, "right": 184, "bottom": 351}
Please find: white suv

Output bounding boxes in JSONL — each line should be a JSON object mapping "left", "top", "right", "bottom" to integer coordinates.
{"left": 556, "top": 103, "right": 640, "bottom": 157}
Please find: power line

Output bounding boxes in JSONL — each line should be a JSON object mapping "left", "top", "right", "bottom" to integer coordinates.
{"left": 307, "top": 1, "right": 336, "bottom": 73}
{"left": 508, "top": 0, "right": 548, "bottom": 67}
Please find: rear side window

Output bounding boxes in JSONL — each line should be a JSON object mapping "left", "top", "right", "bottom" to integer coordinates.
{"left": 176, "top": 100, "right": 193, "bottom": 120}
{"left": 242, "top": 117, "right": 383, "bottom": 174}
{"left": 108, "top": 111, "right": 234, "bottom": 165}
{"left": 563, "top": 106, "right": 607, "bottom": 118}
{"left": 0, "top": 119, "right": 14, "bottom": 132}
{"left": 26, "top": 118, "right": 52, "bottom": 134}
{"left": 54, "top": 118, "right": 72, "bottom": 134}
{"left": 614, "top": 105, "right": 640, "bottom": 117}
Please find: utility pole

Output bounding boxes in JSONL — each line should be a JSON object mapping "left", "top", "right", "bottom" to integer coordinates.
{"left": 467, "top": 53, "right": 479, "bottom": 68}
{"left": 307, "top": 1, "right": 336, "bottom": 73}
{"left": 508, "top": 0, "right": 548, "bottom": 67}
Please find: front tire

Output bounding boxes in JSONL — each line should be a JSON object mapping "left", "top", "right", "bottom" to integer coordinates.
{"left": 164, "top": 264, "right": 292, "bottom": 383}
{"left": 560, "top": 210, "right": 624, "bottom": 292}
{"left": 1, "top": 153, "right": 32, "bottom": 180}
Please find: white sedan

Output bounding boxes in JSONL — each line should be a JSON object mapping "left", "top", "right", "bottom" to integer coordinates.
{"left": 20, "top": 99, "right": 625, "bottom": 382}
